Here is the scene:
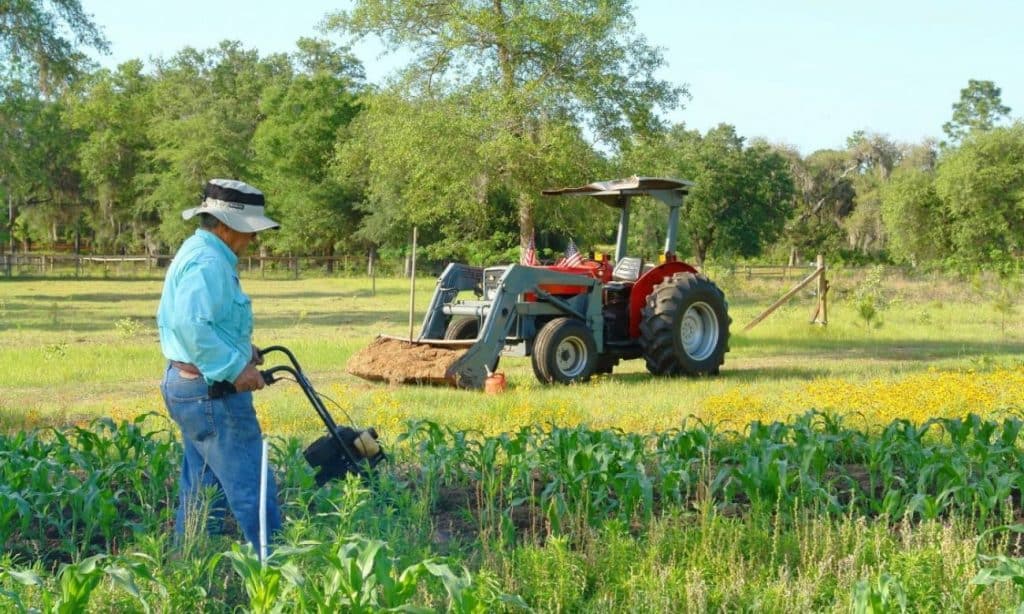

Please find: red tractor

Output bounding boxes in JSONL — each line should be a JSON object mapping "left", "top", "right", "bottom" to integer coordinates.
{"left": 349, "top": 176, "right": 731, "bottom": 389}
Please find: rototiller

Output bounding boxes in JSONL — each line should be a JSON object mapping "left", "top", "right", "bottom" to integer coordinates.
{"left": 258, "top": 345, "right": 385, "bottom": 486}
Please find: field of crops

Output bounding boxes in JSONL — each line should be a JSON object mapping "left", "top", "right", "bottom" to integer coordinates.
{"left": 1, "top": 268, "right": 1023, "bottom": 611}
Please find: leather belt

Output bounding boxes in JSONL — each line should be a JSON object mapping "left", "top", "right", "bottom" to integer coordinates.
{"left": 169, "top": 361, "right": 238, "bottom": 399}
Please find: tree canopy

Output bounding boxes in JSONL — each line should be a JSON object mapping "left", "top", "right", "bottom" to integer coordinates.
{"left": 624, "top": 124, "right": 795, "bottom": 266}
{"left": 325, "top": 0, "right": 682, "bottom": 257}
{"left": 942, "top": 79, "right": 1012, "bottom": 144}
{"left": 934, "top": 124, "right": 1024, "bottom": 270}
{"left": 0, "top": 7, "right": 1019, "bottom": 278}
{"left": 0, "top": 0, "right": 108, "bottom": 93}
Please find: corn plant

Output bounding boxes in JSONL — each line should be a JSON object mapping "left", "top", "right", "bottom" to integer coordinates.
{"left": 1, "top": 554, "right": 152, "bottom": 614}
{"left": 224, "top": 544, "right": 304, "bottom": 614}
{"left": 851, "top": 572, "right": 908, "bottom": 614}
{"left": 973, "top": 525, "right": 1024, "bottom": 606}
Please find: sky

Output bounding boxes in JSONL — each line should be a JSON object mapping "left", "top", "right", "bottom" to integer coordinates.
{"left": 84, "top": 0, "right": 1024, "bottom": 155}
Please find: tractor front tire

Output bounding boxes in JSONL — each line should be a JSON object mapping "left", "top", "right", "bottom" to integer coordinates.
{"left": 531, "top": 317, "right": 597, "bottom": 385}
{"left": 445, "top": 317, "right": 497, "bottom": 373}
{"left": 640, "top": 273, "right": 730, "bottom": 376}
{"left": 444, "top": 317, "right": 479, "bottom": 340}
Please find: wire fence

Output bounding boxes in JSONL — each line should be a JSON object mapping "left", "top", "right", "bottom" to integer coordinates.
{"left": 0, "top": 252, "right": 417, "bottom": 280}
{"left": 0, "top": 251, "right": 1010, "bottom": 285}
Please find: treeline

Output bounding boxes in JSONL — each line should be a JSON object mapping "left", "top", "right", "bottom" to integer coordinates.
{"left": 1, "top": 1, "right": 1022, "bottom": 273}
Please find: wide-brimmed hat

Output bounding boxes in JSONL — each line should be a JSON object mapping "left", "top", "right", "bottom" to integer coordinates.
{"left": 182, "top": 179, "right": 280, "bottom": 233}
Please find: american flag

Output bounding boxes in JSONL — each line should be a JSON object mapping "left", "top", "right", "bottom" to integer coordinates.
{"left": 521, "top": 234, "right": 539, "bottom": 266}
{"left": 556, "top": 239, "right": 583, "bottom": 267}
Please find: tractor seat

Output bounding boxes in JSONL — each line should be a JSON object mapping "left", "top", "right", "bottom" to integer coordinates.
{"left": 611, "top": 256, "right": 643, "bottom": 282}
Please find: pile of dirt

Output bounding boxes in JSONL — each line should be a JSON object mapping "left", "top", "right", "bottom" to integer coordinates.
{"left": 346, "top": 336, "right": 466, "bottom": 385}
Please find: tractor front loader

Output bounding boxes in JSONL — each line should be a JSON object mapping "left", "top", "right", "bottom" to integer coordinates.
{"left": 347, "top": 176, "right": 731, "bottom": 389}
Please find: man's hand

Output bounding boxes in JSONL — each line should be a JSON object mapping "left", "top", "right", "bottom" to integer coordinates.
{"left": 233, "top": 364, "right": 266, "bottom": 392}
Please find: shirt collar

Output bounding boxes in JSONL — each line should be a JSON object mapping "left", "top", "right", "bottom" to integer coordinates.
{"left": 195, "top": 228, "right": 239, "bottom": 267}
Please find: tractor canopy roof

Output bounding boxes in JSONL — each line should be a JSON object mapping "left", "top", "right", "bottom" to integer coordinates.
{"left": 542, "top": 176, "right": 693, "bottom": 208}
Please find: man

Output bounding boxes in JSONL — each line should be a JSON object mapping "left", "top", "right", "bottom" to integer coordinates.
{"left": 157, "top": 178, "right": 281, "bottom": 550}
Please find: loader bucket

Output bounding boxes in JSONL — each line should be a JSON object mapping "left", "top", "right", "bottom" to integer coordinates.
{"left": 346, "top": 336, "right": 474, "bottom": 386}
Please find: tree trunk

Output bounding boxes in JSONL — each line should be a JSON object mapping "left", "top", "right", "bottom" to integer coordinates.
{"left": 693, "top": 239, "right": 707, "bottom": 270}
{"left": 518, "top": 191, "right": 534, "bottom": 258}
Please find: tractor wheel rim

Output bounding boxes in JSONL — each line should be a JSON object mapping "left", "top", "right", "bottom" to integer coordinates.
{"left": 555, "top": 337, "right": 588, "bottom": 377}
{"left": 680, "top": 302, "right": 719, "bottom": 361}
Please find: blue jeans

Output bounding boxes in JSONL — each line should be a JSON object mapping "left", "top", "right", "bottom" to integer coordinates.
{"left": 160, "top": 364, "right": 282, "bottom": 550}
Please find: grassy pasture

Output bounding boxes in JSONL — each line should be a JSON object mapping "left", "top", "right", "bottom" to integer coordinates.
{"left": 0, "top": 268, "right": 1020, "bottom": 436}
{"left": 2, "top": 268, "right": 1024, "bottom": 612}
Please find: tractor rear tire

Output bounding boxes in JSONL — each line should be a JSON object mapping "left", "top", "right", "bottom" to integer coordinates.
{"left": 444, "top": 317, "right": 479, "bottom": 340}
{"left": 640, "top": 273, "right": 730, "bottom": 376}
{"left": 531, "top": 317, "right": 597, "bottom": 385}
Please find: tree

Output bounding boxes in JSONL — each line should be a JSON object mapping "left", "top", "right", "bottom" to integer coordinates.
{"left": 842, "top": 132, "right": 901, "bottom": 255}
{"left": 624, "top": 124, "right": 795, "bottom": 266}
{"left": 326, "top": 0, "right": 681, "bottom": 258}
{"left": 942, "top": 79, "right": 1012, "bottom": 144}
{"left": 775, "top": 147, "right": 850, "bottom": 262}
{"left": 880, "top": 167, "right": 945, "bottom": 266}
{"left": 338, "top": 87, "right": 608, "bottom": 263}
{"left": 144, "top": 42, "right": 291, "bottom": 249}
{"left": 934, "top": 124, "right": 1024, "bottom": 269}
{"left": 0, "top": 0, "right": 108, "bottom": 92}
{"left": 64, "top": 60, "right": 154, "bottom": 252}
{"left": 877, "top": 139, "right": 941, "bottom": 266}
{"left": 0, "top": 87, "right": 86, "bottom": 251}
{"left": 252, "top": 39, "right": 365, "bottom": 261}
{"left": 1, "top": 0, "right": 108, "bottom": 251}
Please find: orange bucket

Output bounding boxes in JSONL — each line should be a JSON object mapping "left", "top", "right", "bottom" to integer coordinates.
{"left": 484, "top": 371, "right": 507, "bottom": 395}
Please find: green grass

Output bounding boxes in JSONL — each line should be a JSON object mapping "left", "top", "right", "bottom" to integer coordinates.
{"left": 0, "top": 270, "right": 1020, "bottom": 436}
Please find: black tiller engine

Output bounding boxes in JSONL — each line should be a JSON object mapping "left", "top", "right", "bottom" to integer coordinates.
{"left": 259, "top": 345, "right": 386, "bottom": 486}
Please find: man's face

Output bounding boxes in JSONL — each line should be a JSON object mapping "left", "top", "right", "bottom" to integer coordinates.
{"left": 214, "top": 224, "right": 257, "bottom": 256}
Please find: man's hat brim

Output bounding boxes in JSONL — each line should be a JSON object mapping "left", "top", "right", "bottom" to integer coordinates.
{"left": 182, "top": 197, "right": 280, "bottom": 233}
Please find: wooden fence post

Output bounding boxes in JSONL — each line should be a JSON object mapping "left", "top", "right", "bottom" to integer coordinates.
{"left": 810, "top": 254, "right": 829, "bottom": 325}
{"left": 743, "top": 255, "right": 827, "bottom": 332}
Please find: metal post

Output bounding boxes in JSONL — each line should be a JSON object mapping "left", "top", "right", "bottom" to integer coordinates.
{"left": 258, "top": 439, "right": 268, "bottom": 564}
{"left": 6, "top": 193, "right": 12, "bottom": 278}
{"left": 74, "top": 226, "right": 82, "bottom": 277}
{"left": 408, "top": 227, "right": 417, "bottom": 341}
{"left": 7, "top": 192, "right": 13, "bottom": 257}
{"left": 369, "top": 248, "right": 376, "bottom": 297}
{"left": 614, "top": 196, "right": 630, "bottom": 264}
{"left": 663, "top": 193, "right": 682, "bottom": 257}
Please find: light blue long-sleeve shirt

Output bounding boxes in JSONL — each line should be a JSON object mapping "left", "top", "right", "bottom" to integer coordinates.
{"left": 157, "top": 229, "right": 253, "bottom": 384}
